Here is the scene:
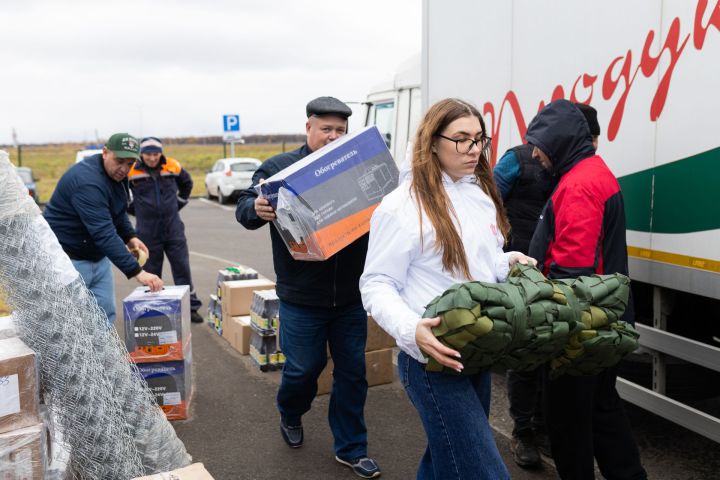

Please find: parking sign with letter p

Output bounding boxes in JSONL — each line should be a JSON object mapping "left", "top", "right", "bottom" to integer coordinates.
{"left": 223, "top": 115, "right": 240, "bottom": 132}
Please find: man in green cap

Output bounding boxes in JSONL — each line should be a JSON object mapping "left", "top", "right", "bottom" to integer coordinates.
{"left": 44, "top": 133, "right": 163, "bottom": 326}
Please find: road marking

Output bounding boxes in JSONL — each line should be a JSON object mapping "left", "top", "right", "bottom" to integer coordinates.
{"left": 198, "top": 197, "right": 236, "bottom": 212}
{"left": 189, "top": 251, "right": 240, "bottom": 265}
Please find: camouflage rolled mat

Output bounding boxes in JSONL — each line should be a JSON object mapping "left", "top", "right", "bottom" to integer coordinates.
{"left": 422, "top": 265, "right": 640, "bottom": 378}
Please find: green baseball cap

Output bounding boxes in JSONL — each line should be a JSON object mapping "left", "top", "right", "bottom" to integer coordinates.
{"left": 106, "top": 133, "right": 140, "bottom": 160}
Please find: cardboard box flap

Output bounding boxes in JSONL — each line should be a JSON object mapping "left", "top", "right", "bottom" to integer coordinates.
{"left": 131, "top": 462, "right": 214, "bottom": 480}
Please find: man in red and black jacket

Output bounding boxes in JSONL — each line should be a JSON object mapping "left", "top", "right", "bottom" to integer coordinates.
{"left": 527, "top": 99, "right": 646, "bottom": 480}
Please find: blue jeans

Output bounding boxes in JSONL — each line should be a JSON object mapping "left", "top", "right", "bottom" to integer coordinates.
{"left": 277, "top": 300, "right": 368, "bottom": 460}
{"left": 397, "top": 351, "right": 510, "bottom": 480}
{"left": 71, "top": 257, "right": 116, "bottom": 326}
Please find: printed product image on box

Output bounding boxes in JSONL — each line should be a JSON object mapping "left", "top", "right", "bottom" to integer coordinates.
{"left": 123, "top": 286, "right": 191, "bottom": 363}
{"left": 137, "top": 353, "right": 192, "bottom": 421}
{"left": 133, "top": 309, "right": 174, "bottom": 356}
{"left": 257, "top": 126, "right": 398, "bottom": 261}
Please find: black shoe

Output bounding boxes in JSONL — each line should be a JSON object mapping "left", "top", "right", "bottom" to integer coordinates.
{"left": 190, "top": 311, "right": 204, "bottom": 323}
{"left": 511, "top": 433, "right": 541, "bottom": 468}
{"left": 335, "top": 456, "right": 381, "bottom": 478}
{"left": 280, "top": 420, "right": 303, "bottom": 448}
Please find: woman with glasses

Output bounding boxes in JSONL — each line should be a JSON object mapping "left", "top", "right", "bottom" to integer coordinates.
{"left": 360, "top": 98, "right": 534, "bottom": 479}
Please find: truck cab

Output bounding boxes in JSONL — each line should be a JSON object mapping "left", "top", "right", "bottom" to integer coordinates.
{"left": 362, "top": 55, "right": 421, "bottom": 167}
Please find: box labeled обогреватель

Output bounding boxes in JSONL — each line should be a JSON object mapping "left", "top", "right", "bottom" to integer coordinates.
{"left": 256, "top": 126, "right": 398, "bottom": 260}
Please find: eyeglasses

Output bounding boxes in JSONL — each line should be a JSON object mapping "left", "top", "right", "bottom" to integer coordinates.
{"left": 434, "top": 134, "right": 492, "bottom": 155}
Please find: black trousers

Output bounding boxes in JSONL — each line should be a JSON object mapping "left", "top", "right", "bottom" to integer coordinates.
{"left": 506, "top": 367, "right": 545, "bottom": 436}
{"left": 143, "top": 236, "right": 202, "bottom": 312}
{"left": 542, "top": 366, "right": 647, "bottom": 480}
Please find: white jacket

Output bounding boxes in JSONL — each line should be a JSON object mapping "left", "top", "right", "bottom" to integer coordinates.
{"left": 360, "top": 173, "right": 514, "bottom": 362}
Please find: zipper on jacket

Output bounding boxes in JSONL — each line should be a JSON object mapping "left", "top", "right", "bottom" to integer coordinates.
{"left": 152, "top": 175, "right": 161, "bottom": 209}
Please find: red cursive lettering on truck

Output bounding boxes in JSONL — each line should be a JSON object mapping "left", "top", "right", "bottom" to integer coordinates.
{"left": 483, "top": 0, "right": 720, "bottom": 164}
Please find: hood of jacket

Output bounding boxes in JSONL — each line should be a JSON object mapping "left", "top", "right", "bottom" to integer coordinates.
{"left": 524, "top": 99, "right": 596, "bottom": 177}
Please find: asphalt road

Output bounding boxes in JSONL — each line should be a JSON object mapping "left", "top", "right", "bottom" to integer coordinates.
{"left": 112, "top": 198, "right": 720, "bottom": 479}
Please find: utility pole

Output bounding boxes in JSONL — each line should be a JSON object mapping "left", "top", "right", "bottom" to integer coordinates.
{"left": 12, "top": 128, "right": 21, "bottom": 166}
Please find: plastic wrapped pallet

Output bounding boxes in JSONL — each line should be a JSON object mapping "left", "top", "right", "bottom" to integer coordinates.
{"left": 256, "top": 125, "right": 398, "bottom": 261}
{"left": 216, "top": 266, "right": 259, "bottom": 298}
{"left": 132, "top": 462, "right": 214, "bottom": 480}
{"left": 249, "top": 289, "right": 279, "bottom": 334}
{"left": 0, "top": 337, "right": 39, "bottom": 434}
{"left": 0, "top": 423, "right": 46, "bottom": 479}
{"left": 249, "top": 327, "right": 283, "bottom": 372}
{"left": 124, "top": 286, "right": 191, "bottom": 363}
{"left": 207, "top": 295, "right": 218, "bottom": 324}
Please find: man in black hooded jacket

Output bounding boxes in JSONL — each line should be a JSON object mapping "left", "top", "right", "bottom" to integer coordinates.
{"left": 527, "top": 99, "right": 646, "bottom": 480}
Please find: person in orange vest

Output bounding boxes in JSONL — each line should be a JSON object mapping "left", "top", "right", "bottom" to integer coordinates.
{"left": 128, "top": 137, "right": 203, "bottom": 322}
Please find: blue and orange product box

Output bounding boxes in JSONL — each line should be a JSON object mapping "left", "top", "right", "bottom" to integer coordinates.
{"left": 123, "top": 286, "right": 191, "bottom": 363}
{"left": 136, "top": 352, "right": 193, "bottom": 421}
{"left": 256, "top": 126, "right": 398, "bottom": 261}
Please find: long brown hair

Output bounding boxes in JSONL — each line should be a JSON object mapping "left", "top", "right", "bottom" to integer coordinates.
{"left": 411, "top": 98, "right": 510, "bottom": 279}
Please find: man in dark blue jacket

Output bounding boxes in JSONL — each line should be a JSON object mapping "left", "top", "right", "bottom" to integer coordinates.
{"left": 128, "top": 137, "right": 203, "bottom": 322}
{"left": 236, "top": 97, "right": 380, "bottom": 479}
{"left": 44, "top": 133, "right": 163, "bottom": 326}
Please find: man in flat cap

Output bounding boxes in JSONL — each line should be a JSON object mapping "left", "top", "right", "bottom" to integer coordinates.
{"left": 236, "top": 97, "right": 381, "bottom": 478}
{"left": 44, "top": 133, "right": 163, "bottom": 326}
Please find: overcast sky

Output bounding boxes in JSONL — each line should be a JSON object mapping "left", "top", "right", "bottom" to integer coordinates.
{"left": 0, "top": 0, "right": 420, "bottom": 144}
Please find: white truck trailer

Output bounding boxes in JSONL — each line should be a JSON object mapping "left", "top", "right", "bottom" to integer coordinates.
{"left": 363, "top": 0, "right": 720, "bottom": 443}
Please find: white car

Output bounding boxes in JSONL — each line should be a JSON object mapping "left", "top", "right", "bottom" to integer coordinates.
{"left": 205, "top": 157, "right": 262, "bottom": 204}
{"left": 75, "top": 148, "right": 103, "bottom": 163}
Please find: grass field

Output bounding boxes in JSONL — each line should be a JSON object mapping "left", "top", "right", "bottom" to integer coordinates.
{"left": 6, "top": 143, "right": 301, "bottom": 203}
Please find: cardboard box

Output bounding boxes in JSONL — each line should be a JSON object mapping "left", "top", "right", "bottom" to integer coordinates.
{"left": 222, "top": 315, "right": 252, "bottom": 355}
{"left": 233, "top": 316, "right": 252, "bottom": 355}
{"left": 0, "top": 337, "right": 39, "bottom": 434}
{"left": 366, "top": 315, "right": 395, "bottom": 352}
{"left": 137, "top": 351, "right": 193, "bottom": 421}
{"left": 0, "top": 423, "right": 46, "bottom": 479}
{"left": 365, "top": 348, "right": 394, "bottom": 387}
{"left": 123, "top": 286, "right": 191, "bottom": 363}
{"left": 131, "top": 462, "right": 214, "bottom": 480}
{"left": 316, "top": 348, "right": 394, "bottom": 396}
{"left": 0, "top": 293, "right": 10, "bottom": 316}
{"left": 221, "top": 278, "right": 276, "bottom": 317}
{"left": 257, "top": 126, "right": 398, "bottom": 260}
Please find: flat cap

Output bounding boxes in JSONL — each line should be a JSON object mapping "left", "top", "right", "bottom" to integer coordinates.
{"left": 306, "top": 96, "right": 352, "bottom": 119}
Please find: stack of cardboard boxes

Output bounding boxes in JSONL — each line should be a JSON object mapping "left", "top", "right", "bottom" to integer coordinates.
{"left": 213, "top": 268, "right": 275, "bottom": 359}
{"left": 0, "top": 334, "right": 46, "bottom": 478}
{"left": 208, "top": 266, "right": 263, "bottom": 336}
{"left": 316, "top": 316, "right": 396, "bottom": 396}
{"left": 123, "top": 286, "right": 193, "bottom": 421}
